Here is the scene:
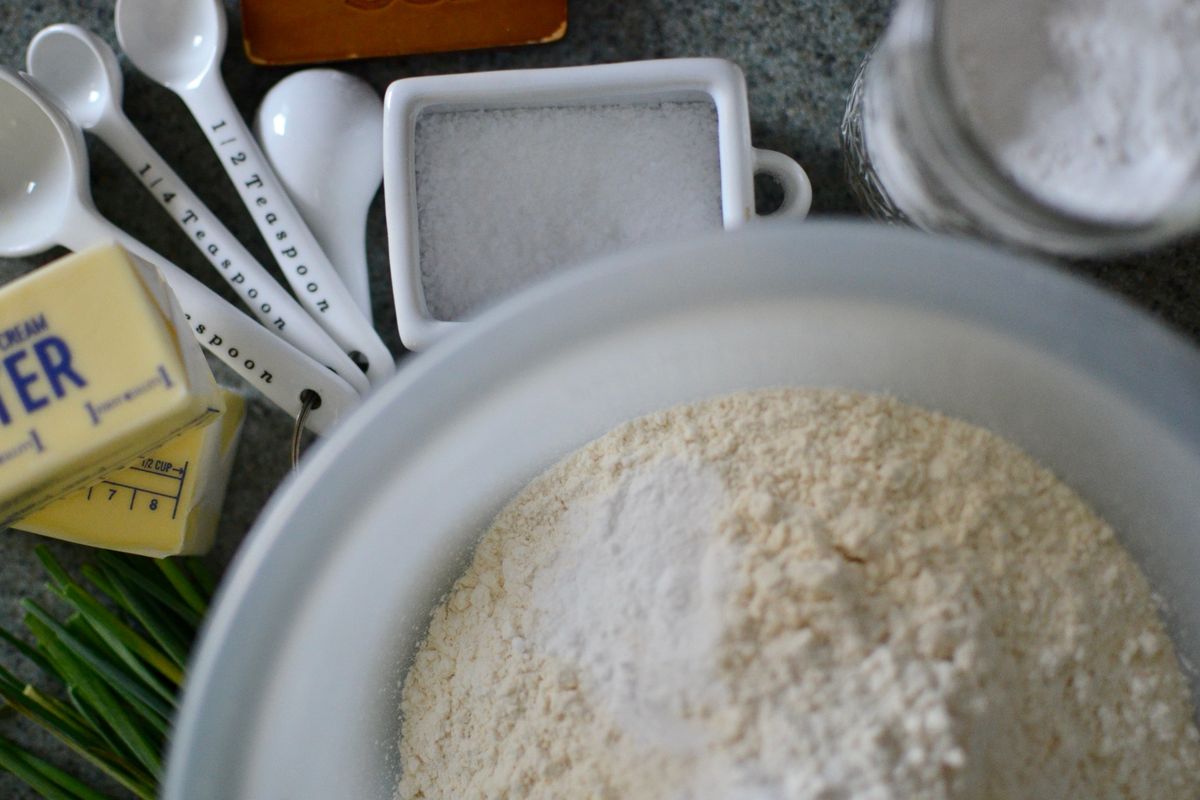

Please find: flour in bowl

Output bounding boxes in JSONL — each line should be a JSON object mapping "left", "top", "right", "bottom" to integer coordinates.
{"left": 397, "top": 389, "right": 1200, "bottom": 799}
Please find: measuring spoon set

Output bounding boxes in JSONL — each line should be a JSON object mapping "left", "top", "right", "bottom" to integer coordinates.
{"left": 3, "top": 0, "right": 817, "bottom": 436}
{"left": 0, "top": 0, "right": 391, "bottom": 434}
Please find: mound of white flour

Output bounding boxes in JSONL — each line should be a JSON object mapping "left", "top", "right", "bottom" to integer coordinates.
{"left": 398, "top": 389, "right": 1200, "bottom": 799}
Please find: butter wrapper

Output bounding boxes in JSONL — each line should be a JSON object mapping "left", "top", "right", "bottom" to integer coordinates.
{"left": 0, "top": 243, "right": 223, "bottom": 525}
{"left": 16, "top": 390, "right": 245, "bottom": 557}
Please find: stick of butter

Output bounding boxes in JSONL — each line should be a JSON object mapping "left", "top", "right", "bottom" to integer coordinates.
{"left": 0, "top": 243, "right": 223, "bottom": 526}
{"left": 15, "top": 390, "right": 245, "bottom": 557}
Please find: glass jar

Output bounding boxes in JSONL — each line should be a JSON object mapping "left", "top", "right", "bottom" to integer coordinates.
{"left": 841, "top": 0, "right": 1200, "bottom": 257}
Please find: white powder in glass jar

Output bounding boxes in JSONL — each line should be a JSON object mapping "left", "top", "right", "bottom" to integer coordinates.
{"left": 941, "top": 0, "right": 1200, "bottom": 224}
{"left": 397, "top": 389, "right": 1200, "bottom": 799}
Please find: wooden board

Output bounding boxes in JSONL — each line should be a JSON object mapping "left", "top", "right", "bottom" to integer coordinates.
{"left": 241, "top": 0, "right": 568, "bottom": 65}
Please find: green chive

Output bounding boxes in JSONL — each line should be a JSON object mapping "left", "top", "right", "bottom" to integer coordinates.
{"left": 22, "top": 685, "right": 89, "bottom": 733}
{"left": 3, "top": 550, "right": 215, "bottom": 799}
{"left": 100, "top": 556, "right": 200, "bottom": 631}
{"left": 100, "top": 568, "right": 190, "bottom": 671}
{"left": 78, "top": 566, "right": 119, "bottom": 606}
{"left": 0, "top": 736, "right": 115, "bottom": 800}
{"left": 0, "top": 624, "right": 63, "bottom": 684}
{"left": 21, "top": 602, "right": 173, "bottom": 731}
{"left": 156, "top": 559, "right": 207, "bottom": 620}
{"left": 59, "top": 585, "right": 183, "bottom": 687}
{"left": 33, "top": 548, "right": 74, "bottom": 594}
{"left": 65, "top": 686, "right": 134, "bottom": 778}
{"left": 22, "top": 612, "right": 163, "bottom": 778}
{"left": 185, "top": 558, "right": 217, "bottom": 597}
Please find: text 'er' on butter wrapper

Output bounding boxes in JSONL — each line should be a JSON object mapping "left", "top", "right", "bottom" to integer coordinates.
{"left": 15, "top": 389, "right": 246, "bottom": 558}
{"left": 0, "top": 243, "right": 223, "bottom": 526}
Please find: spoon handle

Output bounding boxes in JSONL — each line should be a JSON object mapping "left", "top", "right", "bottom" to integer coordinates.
{"left": 61, "top": 211, "right": 361, "bottom": 435}
{"left": 95, "top": 115, "right": 371, "bottom": 396}
{"left": 183, "top": 77, "right": 396, "bottom": 386}
{"left": 310, "top": 210, "right": 374, "bottom": 323}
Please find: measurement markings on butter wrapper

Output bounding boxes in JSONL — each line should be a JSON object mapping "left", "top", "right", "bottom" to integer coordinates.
{"left": 85, "top": 457, "right": 189, "bottom": 518}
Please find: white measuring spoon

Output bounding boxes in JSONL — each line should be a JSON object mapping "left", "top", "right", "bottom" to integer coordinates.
{"left": 255, "top": 70, "right": 381, "bottom": 321}
{"left": 26, "top": 24, "right": 371, "bottom": 397}
{"left": 0, "top": 68, "right": 358, "bottom": 435}
{"left": 114, "top": 0, "right": 395, "bottom": 385}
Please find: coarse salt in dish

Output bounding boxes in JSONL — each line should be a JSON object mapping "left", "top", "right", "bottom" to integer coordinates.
{"left": 414, "top": 102, "right": 722, "bottom": 321}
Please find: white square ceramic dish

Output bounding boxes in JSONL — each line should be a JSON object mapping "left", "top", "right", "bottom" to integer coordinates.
{"left": 383, "top": 58, "right": 812, "bottom": 350}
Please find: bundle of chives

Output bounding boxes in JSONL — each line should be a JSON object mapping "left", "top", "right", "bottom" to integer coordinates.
{"left": 0, "top": 546, "right": 214, "bottom": 799}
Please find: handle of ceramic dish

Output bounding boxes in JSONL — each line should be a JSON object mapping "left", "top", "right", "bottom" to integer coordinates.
{"left": 96, "top": 116, "right": 372, "bottom": 396}
{"left": 753, "top": 148, "right": 813, "bottom": 220}
{"left": 181, "top": 76, "right": 395, "bottom": 386}
{"left": 63, "top": 211, "right": 362, "bottom": 435}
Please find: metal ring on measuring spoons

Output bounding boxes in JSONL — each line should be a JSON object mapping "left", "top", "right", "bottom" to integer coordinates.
{"left": 291, "top": 390, "right": 322, "bottom": 469}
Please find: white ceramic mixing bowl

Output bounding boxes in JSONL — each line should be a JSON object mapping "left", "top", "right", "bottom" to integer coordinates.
{"left": 166, "top": 221, "right": 1200, "bottom": 799}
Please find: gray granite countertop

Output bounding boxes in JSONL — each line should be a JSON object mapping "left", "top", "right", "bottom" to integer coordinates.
{"left": 1, "top": 1, "right": 1199, "bottom": 796}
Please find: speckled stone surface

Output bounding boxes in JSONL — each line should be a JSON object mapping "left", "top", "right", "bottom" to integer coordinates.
{"left": 0, "top": 1, "right": 1198, "bottom": 796}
